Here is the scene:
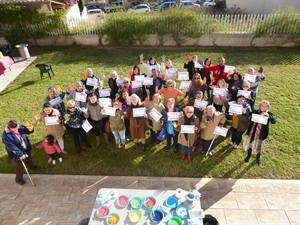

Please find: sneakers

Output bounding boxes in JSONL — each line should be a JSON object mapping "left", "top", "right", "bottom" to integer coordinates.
{"left": 229, "top": 141, "right": 234, "bottom": 146}
{"left": 234, "top": 144, "right": 239, "bottom": 149}
{"left": 52, "top": 160, "right": 56, "bottom": 165}
{"left": 31, "top": 165, "right": 41, "bottom": 170}
{"left": 207, "top": 152, "right": 213, "bottom": 157}
{"left": 15, "top": 179, "right": 26, "bottom": 185}
{"left": 58, "top": 157, "right": 63, "bottom": 163}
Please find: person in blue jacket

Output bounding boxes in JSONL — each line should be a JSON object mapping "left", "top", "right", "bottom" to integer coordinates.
{"left": 2, "top": 120, "right": 40, "bottom": 185}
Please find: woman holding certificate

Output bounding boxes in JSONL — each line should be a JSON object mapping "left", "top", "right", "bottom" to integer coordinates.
{"left": 175, "top": 106, "right": 200, "bottom": 162}
{"left": 244, "top": 100, "right": 276, "bottom": 165}
{"left": 130, "top": 65, "right": 148, "bottom": 102}
{"left": 67, "top": 81, "right": 88, "bottom": 109}
{"left": 81, "top": 68, "right": 100, "bottom": 92}
{"left": 103, "top": 70, "right": 119, "bottom": 100}
{"left": 36, "top": 103, "right": 66, "bottom": 153}
{"left": 127, "top": 94, "right": 147, "bottom": 151}
{"left": 84, "top": 93, "right": 109, "bottom": 148}
{"left": 186, "top": 73, "right": 207, "bottom": 104}
{"left": 146, "top": 93, "right": 165, "bottom": 144}
{"left": 212, "top": 79, "right": 228, "bottom": 112}
{"left": 200, "top": 105, "right": 226, "bottom": 156}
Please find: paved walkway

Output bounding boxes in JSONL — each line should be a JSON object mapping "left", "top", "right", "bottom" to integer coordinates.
{"left": 0, "top": 174, "right": 299, "bottom": 225}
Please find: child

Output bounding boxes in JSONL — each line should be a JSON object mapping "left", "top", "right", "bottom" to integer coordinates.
{"left": 36, "top": 134, "right": 67, "bottom": 165}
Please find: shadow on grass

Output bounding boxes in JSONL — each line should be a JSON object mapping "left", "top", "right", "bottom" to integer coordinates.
{"left": 0, "top": 81, "right": 35, "bottom": 96}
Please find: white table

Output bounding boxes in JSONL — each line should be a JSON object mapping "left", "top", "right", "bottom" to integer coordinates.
{"left": 89, "top": 188, "right": 203, "bottom": 225}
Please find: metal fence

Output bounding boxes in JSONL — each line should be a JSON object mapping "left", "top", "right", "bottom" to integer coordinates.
{"left": 1, "top": 13, "right": 300, "bottom": 36}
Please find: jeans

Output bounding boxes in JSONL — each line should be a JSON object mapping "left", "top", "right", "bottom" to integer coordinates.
{"left": 231, "top": 128, "right": 245, "bottom": 145}
{"left": 112, "top": 129, "right": 126, "bottom": 145}
{"left": 166, "top": 131, "right": 178, "bottom": 151}
{"left": 181, "top": 145, "right": 192, "bottom": 156}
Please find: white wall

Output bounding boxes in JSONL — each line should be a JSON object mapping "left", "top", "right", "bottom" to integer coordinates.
{"left": 226, "top": 0, "right": 300, "bottom": 14}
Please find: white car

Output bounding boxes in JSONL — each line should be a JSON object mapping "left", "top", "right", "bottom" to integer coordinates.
{"left": 87, "top": 8, "right": 105, "bottom": 14}
{"left": 202, "top": 0, "right": 215, "bottom": 6}
{"left": 127, "top": 4, "right": 151, "bottom": 13}
{"left": 179, "top": 1, "right": 200, "bottom": 8}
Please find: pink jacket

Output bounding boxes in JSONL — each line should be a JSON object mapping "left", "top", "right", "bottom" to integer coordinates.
{"left": 36, "top": 141, "right": 62, "bottom": 155}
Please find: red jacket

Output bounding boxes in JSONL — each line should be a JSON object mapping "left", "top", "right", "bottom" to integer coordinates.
{"left": 203, "top": 65, "right": 227, "bottom": 85}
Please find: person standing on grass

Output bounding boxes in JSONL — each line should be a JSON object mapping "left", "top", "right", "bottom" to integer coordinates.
{"left": 202, "top": 57, "right": 228, "bottom": 86}
{"left": 160, "top": 98, "right": 180, "bottom": 153}
{"left": 184, "top": 55, "right": 201, "bottom": 80}
{"left": 44, "top": 86, "right": 67, "bottom": 117}
{"left": 103, "top": 70, "right": 119, "bottom": 100}
{"left": 243, "top": 100, "right": 276, "bottom": 165}
{"left": 81, "top": 68, "right": 101, "bottom": 92}
{"left": 118, "top": 90, "right": 131, "bottom": 140}
{"left": 146, "top": 68, "right": 166, "bottom": 100}
{"left": 104, "top": 99, "right": 127, "bottom": 151}
{"left": 2, "top": 120, "right": 40, "bottom": 186}
{"left": 146, "top": 93, "right": 165, "bottom": 144}
{"left": 126, "top": 94, "right": 147, "bottom": 151}
{"left": 199, "top": 58, "right": 212, "bottom": 101}
{"left": 228, "top": 95, "right": 251, "bottom": 150}
{"left": 245, "top": 67, "right": 265, "bottom": 108}
{"left": 67, "top": 81, "right": 88, "bottom": 109}
{"left": 141, "top": 56, "right": 161, "bottom": 76}
{"left": 175, "top": 106, "right": 200, "bottom": 162}
{"left": 185, "top": 73, "right": 207, "bottom": 104}
{"left": 156, "top": 79, "right": 185, "bottom": 107}
{"left": 83, "top": 93, "right": 109, "bottom": 148}
{"left": 212, "top": 78, "right": 228, "bottom": 112}
{"left": 200, "top": 105, "right": 226, "bottom": 157}
{"left": 63, "top": 100, "right": 92, "bottom": 154}
{"left": 36, "top": 134, "right": 67, "bottom": 165}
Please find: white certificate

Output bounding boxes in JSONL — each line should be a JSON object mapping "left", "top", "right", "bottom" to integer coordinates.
{"left": 213, "top": 88, "right": 224, "bottom": 96}
{"left": 99, "top": 89, "right": 111, "bottom": 98}
{"left": 45, "top": 116, "right": 59, "bottom": 126}
{"left": 134, "top": 75, "right": 145, "bottom": 82}
{"left": 116, "top": 78, "right": 123, "bottom": 87}
{"left": 149, "top": 108, "right": 162, "bottom": 122}
{"left": 131, "top": 81, "right": 142, "bottom": 89}
{"left": 237, "top": 90, "right": 251, "bottom": 98}
{"left": 180, "top": 125, "right": 195, "bottom": 134}
{"left": 148, "top": 65, "right": 159, "bottom": 74}
{"left": 99, "top": 98, "right": 112, "bottom": 107}
{"left": 177, "top": 72, "right": 189, "bottom": 81}
{"left": 194, "top": 100, "right": 207, "bottom": 109}
{"left": 167, "top": 68, "right": 178, "bottom": 76}
{"left": 251, "top": 113, "right": 268, "bottom": 125}
{"left": 143, "top": 77, "right": 153, "bottom": 86}
{"left": 194, "top": 62, "right": 203, "bottom": 69}
{"left": 82, "top": 119, "right": 93, "bottom": 133}
{"left": 49, "top": 97, "right": 62, "bottom": 106}
{"left": 102, "top": 106, "right": 116, "bottom": 116}
{"left": 244, "top": 74, "right": 257, "bottom": 83}
{"left": 167, "top": 112, "right": 181, "bottom": 121}
{"left": 229, "top": 103, "right": 243, "bottom": 115}
{"left": 86, "top": 77, "right": 97, "bottom": 86}
{"left": 133, "top": 107, "right": 146, "bottom": 117}
{"left": 224, "top": 65, "right": 235, "bottom": 73}
{"left": 179, "top": 81, "right": 191, "bottom": 90}
{"left": 213, "top": 126, "right": 228, "bottom": 137}
{"left": 75, "top": 92, "right": 87, "bottom": 102}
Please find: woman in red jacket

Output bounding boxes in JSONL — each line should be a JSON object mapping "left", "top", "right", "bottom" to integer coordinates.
{"left": 202, "top": 57, "right": 227, "bottom": 86}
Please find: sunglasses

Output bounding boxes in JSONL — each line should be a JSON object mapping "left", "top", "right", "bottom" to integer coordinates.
{"left": 168, "top": 85, "right": 174, "bottom": 88}
{"left": 123, "top": 81, "right": 129, "bottom": 84}
{"left": 194, "top": 77, "right": 200, "bottom": 80}
{"left": 68, "top": 106, "right": 75, "bottom": 109}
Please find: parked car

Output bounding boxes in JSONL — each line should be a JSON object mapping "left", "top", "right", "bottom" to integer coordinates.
{"left": 154, "top": 0, "right": 176, "bottom": 10}
{"left": 179, "top": 1, "right": 200, "bottom": 8}
{"left": 158, "top": 2, "right": 177, "bottom": 11}
{"left": 130, "top": 1, "right": 143, "bottom": 8}
{"left": 104, "top": 1, "right": 125, "bottom": 13}
{"left": 86, "top": 3, "right": 106, "bottom": 13}
{"left": 202, "top": 0, "right": 216, "bottom": 7}
{"left": 128, "top": 4, "right": 151, "bottom": 13}
{"left": 195, "top": 0, "right": 206, "bottom": 5}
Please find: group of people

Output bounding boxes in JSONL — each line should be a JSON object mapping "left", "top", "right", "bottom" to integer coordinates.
{"left": 2, "top": 55, "right": 276, "bottom": 186}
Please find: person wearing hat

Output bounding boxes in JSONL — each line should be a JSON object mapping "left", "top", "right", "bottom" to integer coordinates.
{"left": 2, "top": 120, "right": 40, "bottom": 185}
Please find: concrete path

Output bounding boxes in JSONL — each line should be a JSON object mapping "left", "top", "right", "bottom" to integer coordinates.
{"left": 0, "top": 57, "right": 37, "bottom": 93}
{"left": 0, "top": 174, "right": 299, "bottom": 225}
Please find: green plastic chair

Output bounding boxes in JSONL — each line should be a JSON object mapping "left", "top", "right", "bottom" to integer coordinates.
{"left": 35, "top": 64, "right": 54, "bottom": 80}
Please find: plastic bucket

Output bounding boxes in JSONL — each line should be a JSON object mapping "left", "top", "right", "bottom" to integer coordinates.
{"left": 144, "top": 196, "right": 156, "bottom": 209}
{"left": 130, "top": 197, "right": 143, "bottom": 209}
{"left": 165, "top": 196, "right": 178, "bottom": 209}
{"left": 150, "top": 209, "right": 164, "bottom": 223}
{"left": 116, "top": 195, "right": 129, "bottom": 208}
{"left": 128, "top": 209, "right": 142, "bottom": 223}
{"left": 106, "top": 213, "right": 119, "bottom": 225}
{"left": 96, "top": 206, "right": 109, "bottom": 219}
{"left": 168, "top": 216, "right": 183, "bottom": 225}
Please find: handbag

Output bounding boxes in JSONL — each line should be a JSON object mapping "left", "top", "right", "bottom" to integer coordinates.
{"left": 157, "top": 128, "right": 166, "bottom": 141}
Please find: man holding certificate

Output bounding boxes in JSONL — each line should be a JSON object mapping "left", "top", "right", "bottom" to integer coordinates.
{"left": 200, "top": 105, "right": 226, "bottom": 156}
{"left": 81, "top": 68, "right": 100, "bottom": 92}
{"left": 126, "top": 94, "right": 148, "bottom": 151}
{"left": 175, "top": 106, "right": 200, "bottom": 162}
{"left": 243, "top": 100, "right": 276, "bottom": 165}
{"left": 67, "top": 81, "right": 88, "bottom": 109}
{"left": 145, "top": 93, "right": 165, "bottom": 144}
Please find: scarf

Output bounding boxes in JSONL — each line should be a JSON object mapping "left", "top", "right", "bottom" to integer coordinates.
{"left": 183, "top": 114, "right": 195, "bottom": 140}
{"left": 9, "top": 128, "right": 27, "bottom": 150}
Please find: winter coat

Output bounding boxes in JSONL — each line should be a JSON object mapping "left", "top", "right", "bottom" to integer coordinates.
{"left": 127, "top": 104, "right": 146, "bottom": 139}
{"left": 109, "top": 109, "right": 125, "bottom": 132}
{"left": 175, "top": 115, "right": 200, "bottom": 147}
{"left": 146, "top": 101, "right": 165, "bottom": 131}
{"left": 2, "top": 125, "right": 33, "bottom": 159}
{"left": 40, "top": 108, "right": 64, "bottom": 140}
{"left": 64, "top": 108, "right": 85, "bottom": 128}
{"left": 200, "top": 111, "right": 226, "bottom": 140}
{"left": 44, "top": 92, "right": 66, "bottom": 116}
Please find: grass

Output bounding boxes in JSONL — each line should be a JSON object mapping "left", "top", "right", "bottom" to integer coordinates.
{"left": 0, "top": 46, "right": 300, "bottom": 179}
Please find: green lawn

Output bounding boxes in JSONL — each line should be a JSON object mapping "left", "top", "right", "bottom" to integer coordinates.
{"left": 1, "top": 46, "right": 300, "bottom": 179}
